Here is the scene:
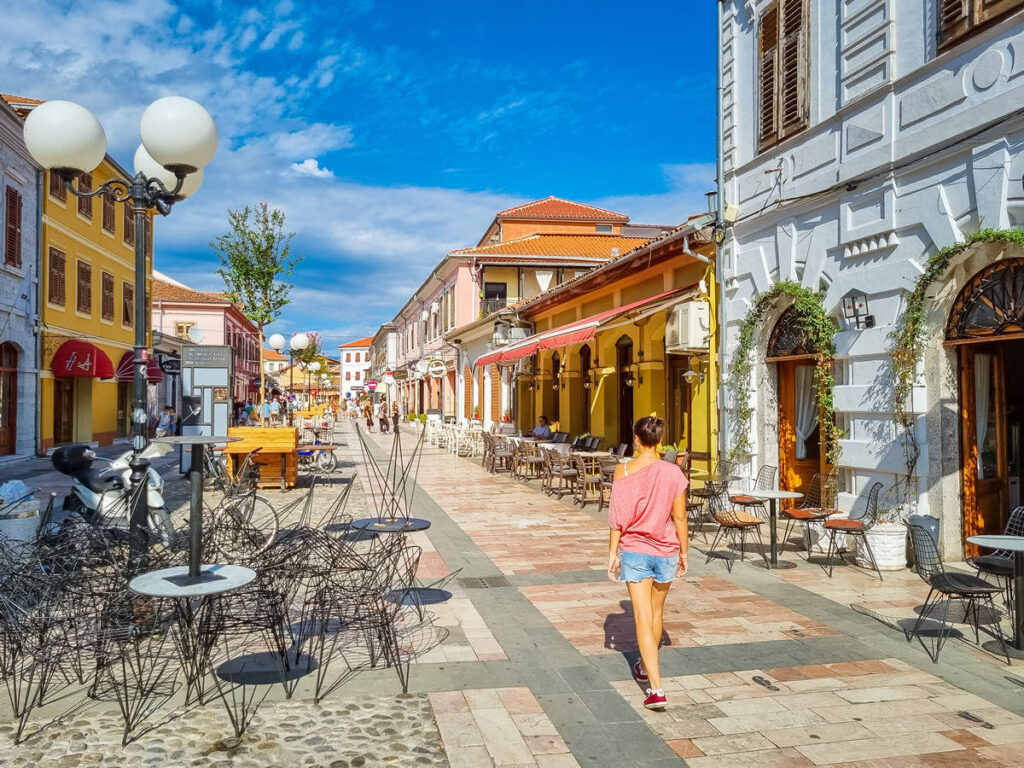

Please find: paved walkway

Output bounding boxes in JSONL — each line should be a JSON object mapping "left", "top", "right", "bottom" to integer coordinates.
{"left": 6, "top": 422, "right": 1024, "bottom": 767}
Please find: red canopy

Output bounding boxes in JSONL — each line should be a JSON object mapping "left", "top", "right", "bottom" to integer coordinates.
{"left": 51, "top": 339, "right": 116, "bottom": 379}
{"left": 477, "top": 286, "right": 694, "bottom": 367}
{"left": 115, "top": 351, "right": 163, "bottom": 383}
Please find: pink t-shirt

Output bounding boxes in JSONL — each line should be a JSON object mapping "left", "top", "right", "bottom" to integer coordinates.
{"left": 608, "top": 460, "right": 689, "bottom": 557}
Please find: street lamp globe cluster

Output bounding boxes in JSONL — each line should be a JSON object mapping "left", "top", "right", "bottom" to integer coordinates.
{"left": 22, "top": 95, "right": 218, "bottom": 561}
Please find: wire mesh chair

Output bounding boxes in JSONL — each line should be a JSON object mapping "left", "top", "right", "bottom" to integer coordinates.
{"left": 906, "top": 521, "right": 1009, "bottom": 663}
{"left": 731, "top": 465, "right": 777, "bottom": 522}
{"left": 780, "top": 472, "right": 839, "bottom": 556}
{"left": 704, "top": 483, "right": 767, "bottom": 571}
{"left": 967, "top": 506, "right": 1024, "bottom": 628}
{"left": 822, "top": 481, "right": 883, "bottom": 580}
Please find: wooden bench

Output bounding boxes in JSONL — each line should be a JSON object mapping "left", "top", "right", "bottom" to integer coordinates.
{"left": 224, "top": 427, "right": 299, "bottom": 490}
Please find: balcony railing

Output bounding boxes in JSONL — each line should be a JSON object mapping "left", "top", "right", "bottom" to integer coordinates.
{"left": 481, "top": 297, "right": 508, "bottom": 317}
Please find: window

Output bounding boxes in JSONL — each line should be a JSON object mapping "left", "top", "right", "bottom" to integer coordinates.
{"left": 939, "top": 0, "right": 1024, "bottom": 50}
{"left": 355, "top": 371, "right": 360, "bottom": 380}
{"left": 101, "top": 272, "right": 114, "bottom": 321}
{"left": 174, "top": 322, "right": 195, "bottom": 340}
{"left": 77, "top": 173, "right": 92, "bottom": 219}
{"left": 48, "top": 248, "right": 66, "bottom": 306}
{"left": 122, "top": 281, "right": 134, "bottom": 326}
{"left": 346, "top": 353, "right": 351, "bottom": 362}
{"left": 346, "top": 371, "right": 351, "bottom": 380}
{"left": 758, "top": 0, "right": 809, "bottom": 152}
{"left": 76, "top": 261, "right": 91, "bottom": 314}
{"left": 102, "top": 192, "right": 115, "bottom": 233}
{"left": 123, "top": 205, "right": 135, "bottom": 247}
{"left": 48, "top": 172, "right": 66, "bottom": 203}
{"left": 5, "top": 186, "right": 22, "bottom": 268}
{"left": 595, "top": 224, "right": 613, "bottom": 233}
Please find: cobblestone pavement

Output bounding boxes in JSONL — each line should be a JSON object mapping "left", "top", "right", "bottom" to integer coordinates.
{"left": 5, "top": 422, "right": 1024, "bottom": 767}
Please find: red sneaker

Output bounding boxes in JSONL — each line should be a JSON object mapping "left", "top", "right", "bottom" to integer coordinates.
{"left": 644, "top": 688, "right": 667, "bottom": 710}
{"left": 633, "top": 660, "right": 648, "bottom": 682}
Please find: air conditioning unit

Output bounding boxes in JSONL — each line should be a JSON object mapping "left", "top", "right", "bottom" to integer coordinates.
{"left": 420, "top": 310, "right": 429, "bottom": 322}
{"left": 506, "top": 326, "right": 530, "bottom": 341}
{"left": 492, "top": 332, "right": 508, "bottom": 346}
{"left": 666, "top": 301, "right": 710, "bottom": 353}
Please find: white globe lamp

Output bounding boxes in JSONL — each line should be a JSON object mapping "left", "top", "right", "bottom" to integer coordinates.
{"left": 291, "top": 332, "right": 310, "bottom": 351}
{"left": 24, "top": 100, "right": 107, "bottom": 174}
{"left": 267, "top": 333, "right": 286, "bottom": 351}
{"left": 140, "top": 96, "right": 218, "bottom": 173}
{"left": 134, "top": 144, "right": 202, "bottom": 199}
{"left": 310, "top": 361, "right": 321, "bottom": 373}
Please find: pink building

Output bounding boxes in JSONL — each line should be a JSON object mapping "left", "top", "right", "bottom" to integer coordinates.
{"left": 151, "top": 273, "right": 260, "bottom": 403}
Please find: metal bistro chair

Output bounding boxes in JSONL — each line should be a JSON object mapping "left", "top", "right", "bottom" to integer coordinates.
{"left": 967, "top": 506, "right": 1024, "bottom": 627}
{"left": 547, "top": 449, "right": 578, "bottom": 499}
{"left": 906, "top": 522, "right": 1010, "bottom": 664}
{"left": 573, "top": 454, "right": 604, "bottom": 508}
{"left": 513, "top": 440, "right": 545, "bottom": 481}
{"left": 731, "top": 465, "right": 777, "bottom": 523}
{"left": 822, "top": 481, "right": 884, "bottom": 580}
{"left": 705, "top": 484, "right": 768, "bottom": 572}
{"left": 781, "top": 472, "right": 840, "bottom": 556}
{"left": 662, "top": 449, "right": 678, "bottom": 464}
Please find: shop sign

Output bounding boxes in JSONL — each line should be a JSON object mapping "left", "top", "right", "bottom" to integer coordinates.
{"left": 383, "top": 373, "right": 395, "bottom": 385}
{"left": 393, "top": 370, "right": 408, "bottom": 380}
{"left": 158, "top": 357, "right": 181, "bottom": 375}
{"left": 427, "top": 359, "right": 446, "bottom": 379}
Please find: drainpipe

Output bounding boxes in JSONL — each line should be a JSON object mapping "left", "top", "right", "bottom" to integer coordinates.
{"left": 34, "top": 168, "right": 43, "bottom": 456}
{"left": 716, "top": 0, "right": 730, "bottom": 465}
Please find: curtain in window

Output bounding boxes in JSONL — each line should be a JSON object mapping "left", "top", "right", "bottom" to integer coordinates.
{"left": 794, "top": 365, "right": 819, "bottom": 460}
{"left": 975, "top": 352, "right": 991, "bottom": 479}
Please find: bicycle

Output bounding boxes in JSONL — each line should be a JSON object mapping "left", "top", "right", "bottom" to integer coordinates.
{"left": 208, "top": 450, "right": 280, "bottom": 562}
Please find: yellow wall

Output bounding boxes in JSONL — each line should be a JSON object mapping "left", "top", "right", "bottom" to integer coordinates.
{"left": 519, "top": 250, "right": 718, "bottom": 473}
{"left": 40, "top": 162, "right": 154, "bottom": 449}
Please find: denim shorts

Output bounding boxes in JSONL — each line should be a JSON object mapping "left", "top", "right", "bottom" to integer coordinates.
{"left": 619, "top": 550, "right": 678, "bottom": 584}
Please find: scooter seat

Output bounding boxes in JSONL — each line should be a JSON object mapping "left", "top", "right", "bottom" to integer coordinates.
{"left": 74, "top": 469, "right": 123, "bottom": 494}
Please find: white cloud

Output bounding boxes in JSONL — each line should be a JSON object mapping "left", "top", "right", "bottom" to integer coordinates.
{"left": 594, "top": 163, "right": 717, "bottom": 225}
{"left": 271, "top": 123, "right": 354, "bottom": 158}
{"left": 291, "top": 158, "right": 334, "bottom": 178}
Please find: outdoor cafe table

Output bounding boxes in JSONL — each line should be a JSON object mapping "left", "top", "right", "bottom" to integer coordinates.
{"left": 748, "top": 489, "right": 804, "bottom": 569}
{"left": 968, "top": 534, "right": 1024, "bottom": 659}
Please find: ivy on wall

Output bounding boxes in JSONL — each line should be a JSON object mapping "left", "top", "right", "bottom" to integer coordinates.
{"left": 726, "top": 281, "right": 842, "bottom": 466}
{"left": 888, "top": 228, "right": 1024, "bottom": 483}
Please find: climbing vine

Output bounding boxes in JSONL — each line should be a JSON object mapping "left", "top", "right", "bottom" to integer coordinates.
{"left": 889, "top": 228, "right": 1024, "bottom": 484}
{"left": 726, "top": 281, "right": 841, "bottom": 467}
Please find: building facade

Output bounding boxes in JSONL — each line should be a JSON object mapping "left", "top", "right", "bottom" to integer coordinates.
{"left": 339, "top": 337, "right": 373, "bottom": 401}
{"left": 718, "top": 0, "right": 1024, "bottom": 557}
{"left": 0, "top": 96, "right": 40, "bottom": 457}
{"left": 369, "top": 323, "right": 398, "bottom": 407}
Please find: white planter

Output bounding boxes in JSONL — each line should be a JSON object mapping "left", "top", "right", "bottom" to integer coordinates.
{"left": 806, "top": 510, "right": 849, "bottom": 554}
{"left": 857, "top": 523, "right": 907, "bottom": 570}
{"left": 0, "top": 500, "right": 41, "bottom": 562}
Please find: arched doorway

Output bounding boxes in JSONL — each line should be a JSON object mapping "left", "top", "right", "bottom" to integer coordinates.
{"left": 616, "top": 335, "right": 634, "bottom": 452}
{"left": 579, "top": 345, "right": 592, "bottom": 434}
{"left": 0, "top": 343, "right": 18, "bottom": 456}
{"left": 948, "top": 258, "right": 1024, "bottom": 549}
{"left": 767, "top": 307, "right": 825, "bottom": 495}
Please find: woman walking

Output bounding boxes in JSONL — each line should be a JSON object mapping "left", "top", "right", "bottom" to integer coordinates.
{"left": 607, "top": 416, "right": 688, "bottom": 710}
{"left": 391, "top": 403, "right": 400, "bottom": 434}
{"left": 364, "top": 403, "right": 374, "bottom": 433}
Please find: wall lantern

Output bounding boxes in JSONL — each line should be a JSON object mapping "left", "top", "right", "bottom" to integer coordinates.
{"left": 682, "top": 355, "right": 706, "bottom": 385}
{"left": 842, "top": 291, "right": 874, "bottom": 330}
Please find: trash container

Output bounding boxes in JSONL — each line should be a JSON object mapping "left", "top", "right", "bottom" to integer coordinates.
{"left": 906, "top": 514, "right": 939, "bottom": 568}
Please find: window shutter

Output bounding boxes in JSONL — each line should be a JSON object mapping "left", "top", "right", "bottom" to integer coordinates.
{"left": 77, "top": 173, "right": 92, "bottom": 218}
{"left": 778, "top": 0, "right": 809, "bottom": 138}
{"left": 123, "top": 282, "right": 134, "bottom": 326}
{"left": 77, "top": 261, "right": 92, "bottom": 314}
{"left": 5, "top": 186, "right": 22, "bottom": 268}
{"left": 102, "top": 192, "right": 115, "bottom": 232}
{"left": 102, "top": 272, "right": 114, "bottom": 320}
{"left": 145, "top": 216, "right": 153, "bottom": 259}
{"left": 758, "top": 3, "right": 780, "bottom": 151}
{"left": 123, "top": 205, "right": 135, "bottom": 246}
{"left": 490, "top": 365, "right": 501, "bottom": 422}
{"left": 49, "top": 248, "right": 66, "bottom": 306}
{"left": 975, "top": 0, "right": 1024, "bottom": 23}
{"left": 49, "top": 172, "right": 66, "bottom": 203}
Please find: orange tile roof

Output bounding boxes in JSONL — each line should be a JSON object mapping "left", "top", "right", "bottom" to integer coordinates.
{"left": 263, "top": 348, "right": 288, "bottom": 361}
{"left": 152, "top": 278, "right": 229, "bottom": 304}
{"left": 340, "top": 337, "right": 374, "bottom": 348}
{"left": 496, "top": 196, "right": 628, "bottom": 221}
{"left": 1, "top": 94, "right": 43, "bottom": 107}
{"left": 452, "top": 233, "right": 649, "bottom": 259}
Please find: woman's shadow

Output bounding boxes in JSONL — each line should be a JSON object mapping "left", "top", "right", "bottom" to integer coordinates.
{"left": 604, "top": 599, "right": 672, "bottom": 684}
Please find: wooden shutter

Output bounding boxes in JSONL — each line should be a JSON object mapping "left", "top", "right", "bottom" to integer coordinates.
{"left": 123, "top": 282, "right": 134, "bottom": 326}
{"left": 464, "top": 365, "right": 472, "bottom": 417}
{"left": 77, "top": 173, "right": 92, "bottom": 218}
{"left": 123, "top": 205, "right": 135, "bottom": 246}
{"left": 145, "top": 216, "right": 153, "bottom": 259}
{"left": 101, "top": 272, "right": 114, "bottom": 321}
{"left": 778, "top": 0, "right": 809, "bottom": 139}
{"left": 77, "top": 261, "right": 91, "bottom": 314}
{"left": 102, "top": 192, "right": 115, "bottom": 232}
{"left": 48, "top": 248, "right": 65, "bottom": 306}
{"left": 938, "top": 0, "right": 972, "bottom": 47}
{"left": 49, "top": 172, "right": 66, "bottom": 203}
{"left": 758, "top": 2, "right": 780, "bottom": 151}
{"left": 975, "top": 0, "right": 1024, "bottom": 23}
{"left": 490, "top": 365, "right": 501, "bottom": 422}
{"left": 5, "top": 186, "right": 22, "bottom": 268}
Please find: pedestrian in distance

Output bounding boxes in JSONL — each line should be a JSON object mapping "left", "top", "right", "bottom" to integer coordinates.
{"left": 364, "top": 404, "right": 374, "bottom": 433}
{"left": 378, "top": 402, "right": 389, "bottom": 434}
{"left": 391, "top": 403, "right": 400, "bottom": 434}
{"left": 155, "top": 405, "right": 174, "bottom": 438}
{"left": 606, "top": 416, "right": 688, "bottom": 711}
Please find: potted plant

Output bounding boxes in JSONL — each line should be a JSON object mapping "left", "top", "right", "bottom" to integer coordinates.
{"left": 856, "top": 494, "right": 909, "bottom": 570}
{"left": 419, "top": 413, "right": 427, "bottom": 424}
{"left": 408, "top": 412, "right": 417, "bottom": 422}
{"left": 502, "top": 409, "right": 512, "bottom": 423}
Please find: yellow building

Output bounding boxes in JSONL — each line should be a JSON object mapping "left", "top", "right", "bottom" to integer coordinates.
{"left": 38, "top": 160, "right": 154, "bottom": 450}
{"left": 482, "top": 218, "right": 718, "bottom": 471}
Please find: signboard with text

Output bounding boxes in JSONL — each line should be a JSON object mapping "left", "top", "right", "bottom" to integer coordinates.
{"left": 180, "top": 345, "right": 233, "bottom": 471}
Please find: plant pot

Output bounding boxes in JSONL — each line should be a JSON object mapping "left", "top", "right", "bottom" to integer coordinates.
{"left": 806, "top": 511, "right": 848, "bottom": 554}
{"left": 857, "top": 523, "right": 907, "bottom": 570}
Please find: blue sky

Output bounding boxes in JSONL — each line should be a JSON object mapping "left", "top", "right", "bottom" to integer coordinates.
{"left": 0, "top": 0, "right": 718, "bottom": 350}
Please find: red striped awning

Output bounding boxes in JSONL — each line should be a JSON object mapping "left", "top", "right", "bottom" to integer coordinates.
{"left": 50, "top": 340, "right": 116, "bottom": 379}
{"left": 477, "top": 286, "right": 695, "bottom": 367}
{"left": 115, "top": 351, "right": 163, "bottom": 383}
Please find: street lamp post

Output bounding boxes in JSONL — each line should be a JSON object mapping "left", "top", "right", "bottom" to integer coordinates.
{"left": 289, "top": 332, "right": 310, "bottom": 424}
{"left": 23, "top": 97, "right": 217, "bottom": 563}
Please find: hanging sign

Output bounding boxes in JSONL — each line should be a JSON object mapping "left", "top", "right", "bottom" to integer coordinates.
{"left": 383, "top": 373, "right": 396, "bottom": 386}
{"left": 427, "top": 359, "right": 447, "bottom": 378}
{"left": 393, "top": 370, "right": 408, "bottom": 380}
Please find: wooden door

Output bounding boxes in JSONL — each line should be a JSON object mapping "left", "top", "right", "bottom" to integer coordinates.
{"left": 961, "top": 344, "right": 1008, "bottom": 555}
{"left": 0, "top": 344, "right": 16, "bottom": 456}
{"left": 778, "top": 359, "right": 822, "bottom": 497}
{"left": 616, "top": 337, "right": 634, "bottom": 452}
{"left": 117, "top": 382, "right": 132, "bottom": 438}
{"left": 53, "top": 378, "right": 75, "bottom": 444}
{"left": 667, "top": 356, "right": 690, "bottom": 452}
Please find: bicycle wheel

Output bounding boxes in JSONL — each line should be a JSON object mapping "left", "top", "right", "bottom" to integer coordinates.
{"left": 210, "top": 494, "right": 279, "bottom": 561}
{"left": 316, "top": 450, "right": 338, "bottom": 472}
{"left": 147, "top": 507, "right": 176, "bottom": 547}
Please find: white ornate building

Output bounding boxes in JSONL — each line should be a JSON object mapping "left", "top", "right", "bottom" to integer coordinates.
{"left": 718, "top": 0, "right": 1024, "bottom": 557}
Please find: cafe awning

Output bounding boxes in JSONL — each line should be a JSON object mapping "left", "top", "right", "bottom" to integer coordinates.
{"left": 50, "top": 339, "right": 116, "bottom": 379}
{"left": 477, "top": 285, "right": 697, "bottom": 367}
{"left": 115, "top": 351, "right": 163, "bottom": 383}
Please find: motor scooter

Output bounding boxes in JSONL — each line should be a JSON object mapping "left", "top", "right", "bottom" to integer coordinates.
{"left": 51, "top": 442, "right": 175, "bottom": 544}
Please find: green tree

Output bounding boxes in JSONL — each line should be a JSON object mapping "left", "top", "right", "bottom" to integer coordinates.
{"left": 212, "top": 203, "right": 302, "bottom": 425}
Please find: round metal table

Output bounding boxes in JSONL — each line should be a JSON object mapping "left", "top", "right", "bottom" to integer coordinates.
{"left": 968, "top": 534, "right": 1024, "bottom": 659}
{"left": 747, "top": 489, "right": 804, "bottom": 569}
{"left": 351, "top": 516, "right": 431, "bottom": 533}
